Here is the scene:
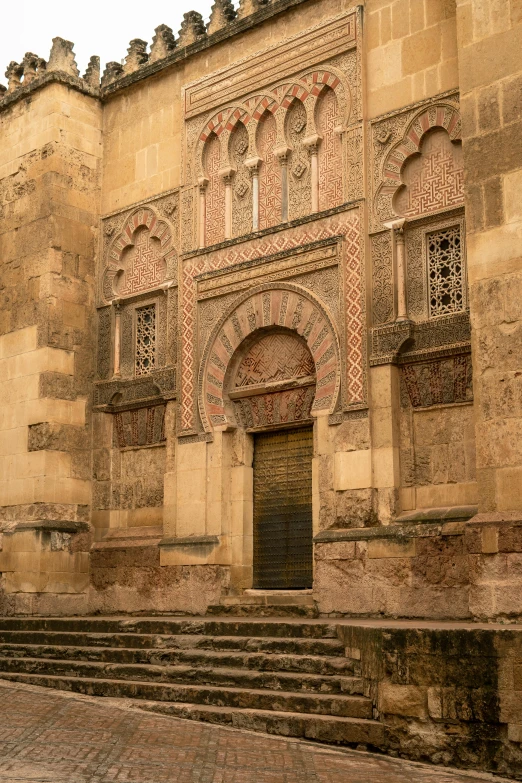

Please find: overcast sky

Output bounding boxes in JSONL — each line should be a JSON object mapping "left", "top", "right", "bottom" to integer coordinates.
{"left": 1, "top": 1, "right": 215, "bottom": 85}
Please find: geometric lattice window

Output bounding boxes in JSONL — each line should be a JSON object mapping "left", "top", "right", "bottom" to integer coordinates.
{"left": 135, "top": 304, "right": 156, "bottom": 376}
{"left": 427, "top": 226, "right": 464, "bottom": 317}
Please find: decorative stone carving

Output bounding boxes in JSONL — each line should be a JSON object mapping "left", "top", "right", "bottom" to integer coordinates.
{"left": 235, "top": 332, "right": 315, "bottom": 387}
{"left": 316, "top": 87, "right": 342, "bottom": 211}
{"left": 183, "top": 13, "right": 356, "bottom": 121}
{"left": 83, "top": 56, "right": 100, "bottom": 87}
{"left": 124, "top": 39, "right": 148, "bottom": 74}
{"left": 101, "top": 203, "right": 177, "bottom": 302}
{"left": 135, "top": 304, "right": 157, "bottom": 376}
{"left": 370, "top": 97, "right": 461, "bottom": 231}
{"left": 286, "top": 100, "right": 311, "bottom": 220}
{"left": 427, "top": 224, "right": 464, "bottom": 317}
{"left": 204, "top": 134, "right": 225, "bottom": 246}
{"left": 345, "top": 125, "right": 363, "bottom": 203}
{"left": 93, "top": 369, "right": 176, "bottom": 407}
{"left": 230, "top": 122, "right": 252, "bottom": 237}
{"left": 401, "top": 354, "right": 473, "bottom": 408}
{"left": 230, "top": 331, "right": 316, "bottom": 430}
{"left": 5, "top": 62, "right": 24, "bottom": 93}
{"left": 199, "top": 283, "right": 341, "bottom": 431}
{"left": 237, "top": 0, "right": 270, "bottom": 18}
{"left": 102, "top": 61, "right": 124, "bottom": 86}
{"left": 234, "top": 386, "right": 316, "bottom": 430}
{"left": 180, "top": 210, "right": 363, "bottom": 432}
{"left": 257, "top": 112, "right": 281, "bottom": 230}
{"left": 371, "top": 311, "right": 471, "bottom": 366}
{"left": 371, "top": 231, "right": 394, "bottom": 325}
{"left": 97, "top": 307, "right": 112, "bottom": 380}
{"left": 113, "top": 405, "right": 166, "bottom": 448}
{"left": 393, "top": 129, "right": 464, "bottom": 219}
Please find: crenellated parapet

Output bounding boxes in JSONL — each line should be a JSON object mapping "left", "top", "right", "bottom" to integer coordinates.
{"left": 0, "top": 0, "right": 307, "bottom": 104}
{"left": 1, "top": 37, "right": 100, "bottom": 108}
{"left": 208, "top": 0, "right": 237, "bottom": 35}
{"left": 178, "top": 11, "right": 207, "bottom": 47}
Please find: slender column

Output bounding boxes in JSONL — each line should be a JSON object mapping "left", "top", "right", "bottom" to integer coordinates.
{"left": 198, "top": 177, "right": 208, "bottom": 249}
{"left": 112, "top": 298, "right": 121, "bottom": 378}
{"left": 246, "top": 156, "right": 262, "bottom": 232}
{"left": 224, "top": 176, "right": 232, "bottom": 240}
{"left": 304, "top": 134, "right": 321, "bottom": 213}
{"left": 219, "top": 167, "right": 235, "bottom": 240}
{"left": 384, "top": 218, "right": 408, "bottom": 323}
{"left": 274, "top": 146, "right": 290, "bottom": 222}
{"left": 395, "top": 224, "right": 408, "bottom": 322}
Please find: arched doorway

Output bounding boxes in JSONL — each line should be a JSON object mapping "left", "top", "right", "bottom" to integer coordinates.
{"left": 226, "top": 328, "right": 316, "bottom": 589}
{"left": 198, "top": 282, "right": 341, "bottom": 590}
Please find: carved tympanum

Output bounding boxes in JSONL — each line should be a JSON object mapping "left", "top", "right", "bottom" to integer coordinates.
{"left": 234, "top": 332, "right": 315, "bottom": 388}
{"left": 393, "top": 128, "right": 464, "bottom": 219}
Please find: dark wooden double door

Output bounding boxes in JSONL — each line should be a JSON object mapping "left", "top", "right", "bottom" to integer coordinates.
{"left": 252, "top": 427, "right": 313, "bottom": 589}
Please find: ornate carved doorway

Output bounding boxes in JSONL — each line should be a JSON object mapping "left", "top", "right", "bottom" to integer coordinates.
{"left": 222, "top": 326, "right": 319, "bottom": 590}
{"left": 253, "top": 427, "right": 313, "bottom": 589}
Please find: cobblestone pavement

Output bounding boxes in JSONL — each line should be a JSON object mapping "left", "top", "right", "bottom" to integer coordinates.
{"left": 0, "top": 680, "right": 513, "bottom": 783}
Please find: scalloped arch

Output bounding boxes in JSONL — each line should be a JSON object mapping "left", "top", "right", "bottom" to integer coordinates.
{"left": 103, "top": 207, "right": 175, "bottom": 300}
{"left": 382, "top": 105, "right": 461, "bottom": 189}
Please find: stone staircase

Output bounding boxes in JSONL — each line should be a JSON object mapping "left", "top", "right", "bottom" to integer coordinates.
{"left": 0, "top": 612, "right": 383, "bottom": 747}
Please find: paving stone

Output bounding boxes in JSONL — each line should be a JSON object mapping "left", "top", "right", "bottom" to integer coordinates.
{"left": 0, "top": 680, "right": 511, "bottom": 783}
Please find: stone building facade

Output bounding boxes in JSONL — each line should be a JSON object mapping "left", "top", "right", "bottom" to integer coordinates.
{"left": 0, "top": 0, "right": 521, "bottom": 623}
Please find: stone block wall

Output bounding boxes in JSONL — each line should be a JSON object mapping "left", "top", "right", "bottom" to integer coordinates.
{"left": 365, "top": 0, "right": 459, "bottom": 118}
{"left": 315, "top": 516, "right": 522, "bottom": 622}
{"left": 0, "top": 77, "right": 102, "bottom": 612}
{"left": 339, "top": 622, "right": 522, "bottom": 779}
{"left": 399, "top": 402, "right": 477, "bottom": 511}
{"left": 457, "top": 0, "right": 522, "bottom": 513}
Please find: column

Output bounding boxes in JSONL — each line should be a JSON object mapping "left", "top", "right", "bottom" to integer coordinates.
{"left": 198, "top": 177, "right": 208, "bottom": 249}
{"left": 274, "top": 146, "right": 290, "bottom": 222}
{"left": 219, "top": 167, "right": 234, "bottom": 240}
{"left": 384, "top": 218, "right": 408, "bottom": 322}
{"left": 246, "top": 156, "right": 261, "bottom": 232}
{"left": 304, "top": 134, "right": 321, "bottom": 213}
{"left": 112, "top": 298, "right": 121, "bottom": 378}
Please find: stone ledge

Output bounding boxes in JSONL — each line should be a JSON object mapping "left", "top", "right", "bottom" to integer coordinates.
{"left": 1, "top": 520, "right": 90, "bottom": 534}
{"left": 396, "top": 505, "right": 478, "bottom": 523}
{"left": 159, "top": 535, "right": 220, "bottom": 548}
{"left": 184, "top": 202, "right": 356, "bottom": 261}
{"left": 92, "top": 526, "right": 163, "bottom": 550}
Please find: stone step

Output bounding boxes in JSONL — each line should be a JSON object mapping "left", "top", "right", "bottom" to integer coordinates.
{"left": 0, "top": 617, "right": 338, "bottom": 639}
{"left": 0, "top": 671, "right": 373, "bottom": 718}
{"left": 0, "top": 630, "right": 346, "bottom": 656}
{"left": 206, "top": 604, "right": 318, "bottom": 618}
{"left": 136, "top": 701, "right": 384, "bottom": 747}
{"left": 0, "top": 643, "right": 356, "bottom": 676}
{"left": 0, "top": 656, "right": 363, "bottom": 695}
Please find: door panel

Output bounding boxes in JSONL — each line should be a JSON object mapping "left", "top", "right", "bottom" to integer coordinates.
{"left": 253, "top": 427, "right": 313, "bottom": 589}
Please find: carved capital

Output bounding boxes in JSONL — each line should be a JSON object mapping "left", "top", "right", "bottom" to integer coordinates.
{"left": 303, "top": 134, "right": 322, "bottom": 154}
{"left": 274, "top": 145, "right": 291, "bottom": 164}
{"left": 384, "top": 218, "right": 406, "bottom": 236}
{"left": 198, "top": 176, "right": 209, "bottom": 192}
{"left": 218, "top": 166, "right": 235, "bottom": 183}
{"left": 245, "top": 156, "right": 262, "bottom": 172}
